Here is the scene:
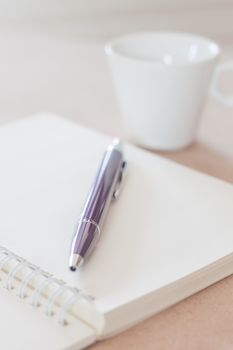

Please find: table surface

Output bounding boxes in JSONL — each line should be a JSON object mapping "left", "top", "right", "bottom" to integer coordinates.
{"left": 0, "top": 24, "right": 232, "bottom": 350}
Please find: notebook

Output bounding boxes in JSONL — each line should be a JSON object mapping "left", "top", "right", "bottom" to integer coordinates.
{"left": 0, "top": 114, "right": 233, "bottom": 350}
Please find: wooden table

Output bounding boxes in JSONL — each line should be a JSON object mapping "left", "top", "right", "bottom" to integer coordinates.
{"left": 0, "top": 25, "right": 232, "bottom": 349}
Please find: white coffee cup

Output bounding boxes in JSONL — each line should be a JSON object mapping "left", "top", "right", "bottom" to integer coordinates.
{"left": 105, "top": 31, "right": 233, "bottom": 150}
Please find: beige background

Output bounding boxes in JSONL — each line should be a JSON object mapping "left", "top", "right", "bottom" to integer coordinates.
{"left": 0, "top": 20, "right": 232, "bottom": 349}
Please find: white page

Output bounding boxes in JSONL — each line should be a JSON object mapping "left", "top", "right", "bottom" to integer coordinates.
{"left": 0, "top": 114, "right": 233, "bottom": 331}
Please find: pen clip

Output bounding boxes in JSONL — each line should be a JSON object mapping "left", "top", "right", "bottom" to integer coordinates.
{"left": 112, "top": 160, "right": 127, "bottom": 201}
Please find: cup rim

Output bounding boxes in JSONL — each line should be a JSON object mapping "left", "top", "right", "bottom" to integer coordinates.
{"left": 105, "top": 31, "right": 220, "bottom": 66}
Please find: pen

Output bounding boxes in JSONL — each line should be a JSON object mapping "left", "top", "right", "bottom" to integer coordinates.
{"left": 69, "top": 139, "right": 126, "bottom": 271}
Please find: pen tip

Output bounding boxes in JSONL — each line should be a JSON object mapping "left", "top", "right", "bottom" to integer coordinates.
{"left": 69, "top": 254, "right": 84, "bottom": 271}
{"left": 70, "top": 266, "right": 77, "bottom": 272}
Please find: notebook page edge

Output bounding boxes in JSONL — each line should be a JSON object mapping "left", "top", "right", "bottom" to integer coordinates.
{"left": 100, "top": 252, "right": 233, "bottom": 337}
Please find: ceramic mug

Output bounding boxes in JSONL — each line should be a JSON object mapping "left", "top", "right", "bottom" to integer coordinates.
{"left": 105, "top": 31, "right": 233, "bottom": 150}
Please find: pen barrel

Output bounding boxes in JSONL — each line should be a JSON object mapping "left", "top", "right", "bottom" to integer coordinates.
{"left": 72, "top": 146, "right": 123, "bottom": 259}
{"left": 81, "top": 147, "right": 123, "bottom": 230}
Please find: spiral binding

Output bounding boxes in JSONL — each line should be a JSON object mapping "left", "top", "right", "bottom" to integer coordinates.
{"left": 0, "top": 246, "right": 94, "bottom": 326}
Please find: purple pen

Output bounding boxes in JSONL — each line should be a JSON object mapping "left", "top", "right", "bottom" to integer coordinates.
{"left": 69, "top": 139, "right": 126, "bottom": 271}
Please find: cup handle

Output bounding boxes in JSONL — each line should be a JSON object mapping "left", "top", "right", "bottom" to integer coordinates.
{"left": 210, "top": 61, "right": 233, "bottom": 107}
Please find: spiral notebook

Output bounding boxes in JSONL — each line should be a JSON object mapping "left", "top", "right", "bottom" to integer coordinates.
{"left": 0, "top": 114, "right": 233, "bottom": 350}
